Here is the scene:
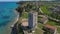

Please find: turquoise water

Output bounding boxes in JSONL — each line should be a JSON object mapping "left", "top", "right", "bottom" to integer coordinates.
{"left": 0, "top": 2, "right": 18, "bottom": 34}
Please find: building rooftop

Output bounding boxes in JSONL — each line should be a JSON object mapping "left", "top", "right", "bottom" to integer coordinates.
{"left": 29, "top": 11, "right": 37, "bottom": 13}
{"left": 21, "top": 19, "right": 28, "bottom": 27}
{"left": 44, "top": 24, "right": 57, "bottom": 31}
{"left": 40, "top": 17, "right": 48, "bottom": 23}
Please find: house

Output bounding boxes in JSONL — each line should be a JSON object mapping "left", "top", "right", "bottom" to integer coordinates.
{"left": 48, "top": 6, "right": 60, "bottom": 13}
{"left": 40, "top": 17, "right": 48, "bottom": 24}
{"left": 43, "top": 24, "right": 57, "bottom": 34}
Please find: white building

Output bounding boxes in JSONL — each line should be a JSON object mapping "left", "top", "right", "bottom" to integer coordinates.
{"left": 28, "top": 11, "right": 38, "bottom": 29}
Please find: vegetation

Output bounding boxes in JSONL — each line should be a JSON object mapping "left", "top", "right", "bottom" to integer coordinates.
{"left": 57, "top": 27, "right": 60, "bottom": 33}
{"left": 40, "top": 5, "right": 60, "bottom": 20}
{"left": 16, "top": 7, "right": 24, "bottom": 17}
{"left": 34, "top": 23, "right": 44, "bottom": 34}
{"left": 42, "top": 29, "right": 53, "bottom": 34}
{"left": 35, "top": 29, "right": 43, "bottom": 34}
{"left": 46, "top": 20, "right": 58, "bottom": 26}
{"left": 21, "top": 12, "right": 28, "bottom": 18}
{"left": 37, "top": 23, "right": 43, "bottom": 29}
{"left": 18, "top": 24, "right": 24, "bottom": 34}
{"left": 16, "top": 2, "right": 60, "bottom": 34}
{"left": 40, "top": 5, "right": 51, "bottom": 16}
{"left": 38, "top": 16, "right": 43, "bottom": 22}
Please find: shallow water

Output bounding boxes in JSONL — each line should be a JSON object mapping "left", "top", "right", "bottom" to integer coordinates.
{"left": 0, "top": 2, "right": 18, "bottom": 34}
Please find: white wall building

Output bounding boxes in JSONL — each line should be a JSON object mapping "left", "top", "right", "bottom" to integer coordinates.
{"left": 28, "top": 11, "right": 38, "bottom": 29}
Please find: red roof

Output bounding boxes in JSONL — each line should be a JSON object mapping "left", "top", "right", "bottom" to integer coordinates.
{"left": 45, "top": 24, "right": 57, "bottom": 31}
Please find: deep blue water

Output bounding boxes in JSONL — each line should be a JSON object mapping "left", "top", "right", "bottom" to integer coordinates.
{"left": 0, "top": 2, "right": 18, "bottom": 34}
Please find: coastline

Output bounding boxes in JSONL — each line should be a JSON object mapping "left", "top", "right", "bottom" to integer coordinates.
{"left": 0, "top": 2, "right": 19, "bottom": 34}
{"left": 10, "top": 10, "right": 19, "bottom": 28}
{"left": 0, "top": 10, "right": 19, "bottom": 34}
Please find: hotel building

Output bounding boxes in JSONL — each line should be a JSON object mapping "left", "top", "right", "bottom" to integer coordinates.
{"left": 28, "top": 11, "right": 38, "bottom": 30}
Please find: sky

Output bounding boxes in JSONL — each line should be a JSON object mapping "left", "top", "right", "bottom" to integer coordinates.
{"left": 0, "top": 0, "right": 40, "bottom": 2}
{"left": 0, "top": 0, "right": 21, "bottom": 2}
{"left": 0, "top": 0, "right": 58, "bottom": 2}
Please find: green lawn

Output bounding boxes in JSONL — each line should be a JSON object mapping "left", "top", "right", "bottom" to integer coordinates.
{"left": 38, "top": 16, "right": 43, "bottom": 22}
{"left": 35, "top": 23, "right": 44, "bottom": 34}
{"left": 46, "top": 20, "right": 58, "bottom": 26}
{"left": 21, "top": 12, "right": 28, "bottom": 18}
{"left": 35, "top": 16, "right": 44, "bottom": 34}
{"left": 57, "top": 27, "right": 60, "bottom": 33}
{"left": 40, "top": 5, "right": 50, "bottom": 15}
{"left": 35, "top": 29, "right": 43, "bottom": 34}
{"left": 37, "top": 23, "right": 44, "bottom": 29}
{"left": 40, "top": 5, "right": 60, "bottom": 20}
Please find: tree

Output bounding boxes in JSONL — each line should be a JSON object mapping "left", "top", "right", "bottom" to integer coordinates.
{"left": 16, "top": 7, "right": 24, "bottom": 17}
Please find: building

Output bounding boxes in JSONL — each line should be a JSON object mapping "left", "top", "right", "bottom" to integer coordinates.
{"left": 43, "top": 24, "right": 57, "bottom": 34}
{"left": 21, "top": 18, "right": 28, "bottom": 30}
{"left": 28, "top": 11, "right": 38, "bottom": 29}
{"left": 40, "top": 17, "right": 48, "bottom": 24}
{"left": 21, "top": 11, "right": 38, "bottom": 34}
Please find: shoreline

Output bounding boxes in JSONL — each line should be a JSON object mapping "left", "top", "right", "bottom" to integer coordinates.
{"left": 10, "top": 10, "right": 19, "bottom": 28}
{"left": 0, "top": 10, "right": 19, "bottom": 34}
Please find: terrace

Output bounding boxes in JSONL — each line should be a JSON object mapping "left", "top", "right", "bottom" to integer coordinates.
{"left": 21, "top": 19, "right": 28, "bottom": 27}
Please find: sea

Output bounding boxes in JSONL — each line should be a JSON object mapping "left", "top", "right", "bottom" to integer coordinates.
{"left": 0, "top": 2, "right": 19, "bottom": 34}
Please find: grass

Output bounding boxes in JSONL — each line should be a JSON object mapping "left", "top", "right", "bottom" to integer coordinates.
{"left": 35, "top": 29, "right": 43, "bottom": 34}
{"left": 35, "top": 16, "right": 44, "bottom": 34}
{"left": 37, "top": 23, "right": 44, "bottom": 29}
{"left": 21, "top": 12, "right": 28, "bottom": 18}
{"left": 40, "top": 5, "right": 50, "bottom": 15}
{"left": 40, "top": 5, "right": 60, "bottom": 20}
{"left": 46, "top": 20, "right": 58, "bottom": 26}
{"left": 38, "top": 16, "right": 43, "bottom": 22}
{"left": 35, "top": 23, "right": 44, "bottom": 34}
{"left": 57, "top": 27, "right": 60, "bottom": 33}
{"left": 45, "top": 20, "right": 60, "bottom": 33}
